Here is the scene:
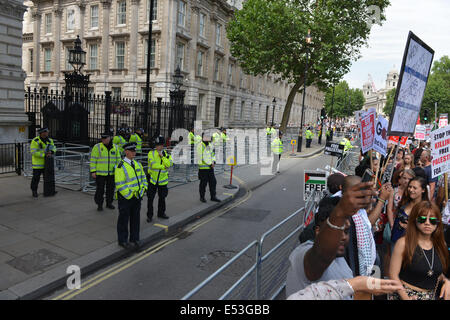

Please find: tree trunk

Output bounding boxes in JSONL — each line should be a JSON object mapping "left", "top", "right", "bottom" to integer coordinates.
{"left": 280, "top": 80, "right": 304, "bottom": 133}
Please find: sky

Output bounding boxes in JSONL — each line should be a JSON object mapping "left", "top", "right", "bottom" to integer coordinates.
{"left": 343, "top": 0, "right": 450, "bottom": 91}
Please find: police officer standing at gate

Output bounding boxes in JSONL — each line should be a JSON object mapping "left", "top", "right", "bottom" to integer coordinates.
{"left": 305, "top": 126, "right": 314, "bottom": 148}
{"left": 113, "top": 128, "right": 128, "bottom": 154}
{"left": 30, "top": 127, "right": 57, "bottom": 197}
{"left": 198, "top": 133, "right": 221, "bottom": 203}
{"left": 146, "top": 135, "right": 173, "bottom": 222}
{"left": 271, "top": 130, "right": 284, "bottom": 174}
{"left": 90, "top": 131, "right": 121, "bottom": 211}
{"left": 115, "top": 143, "right": 148, "bottom": 249}
{"left": 129, "top": 128, "right": 144, "bottom": 155}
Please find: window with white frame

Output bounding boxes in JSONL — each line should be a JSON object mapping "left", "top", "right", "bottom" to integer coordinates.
{"left": 89, "top": 44, "right": 98, "bottom": 69}
{"left": 196, "top": 51, "right": 204, "bottom": 76}
{"left": 144, "top": 39, "right": 156, "bottom": 68}
{"left": 214, "top": 57, "right": 221, "bottom": 81}
{"left": 29, "top": 49, "right": 33, "bottom": 73}
{"left": 45, "top": 13, "right": 52, "bottom": 34}
{"left": 177, "top": 1, "right": 186, "bottom": 27}
{"left": 215, "top": 23, "right": 221, "bottom": 46}
{"left": 175, "top": 42, "right": 184, "bottom": 70}
{"left": 112, "top": 87, "right": 122, "bottom": 99}
{"left": 90, "top": 5, "right": 99, "bottom": 28}
{"left": 147, "top": 0, "right": 157, "bottom": 21}
{"left": 65, "top": 46, "right": 73, "bottom": 70}
{"left": 67, "top": 9, "right": 75, "bottom": 31}
{"left": 199, "top": 13, "right": 206, "bottom": 37}
{"left": 115, "top": 42, "right": 125, "bottom": 69}
{"left": 44, "top": 48, "right": 52, "bottom": 71}
{"left": 228, "top": 63, "right": 233, "bottom": 84}
{"left": 117, "top": 1, "right": 126, "bottom": 25}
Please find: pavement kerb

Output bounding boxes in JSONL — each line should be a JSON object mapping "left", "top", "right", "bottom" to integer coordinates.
{"left": 285, "top": 146, "right": 325, "bottom": 158}
{"left": 0, "top": 149, "right": 318, "bottom": 300}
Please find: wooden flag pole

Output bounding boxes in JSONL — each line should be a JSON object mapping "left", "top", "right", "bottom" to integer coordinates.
{"left": 387, "top": 137, "right": 402, "bottom": 182}
{"left": 370, "top": 150, "right": 373, "bottom": 172}
{"left": 381, "top": 145, "right": 395, "bottom": 176}
{"left": 374, "top": 152, "right": 380, "bottom": 189}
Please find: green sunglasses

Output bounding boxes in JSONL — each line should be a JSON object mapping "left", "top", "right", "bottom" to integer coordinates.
{"left": 416, "top": 216, "right": 439, "bottom": 225}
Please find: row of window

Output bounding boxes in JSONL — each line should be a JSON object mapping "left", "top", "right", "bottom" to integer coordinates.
{"left": 35, "top": 39, "right": 156, "bottom": 72}
{"left": 43, "top": 0, "right": 158, "bottom": 35}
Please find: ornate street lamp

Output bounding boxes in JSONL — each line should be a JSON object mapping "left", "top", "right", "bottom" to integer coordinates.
{"left": 169, "top": 65, "right": 185, "bottom": 136}
{"left": 68, "top": 35, "right": 86, "bottom": 73}
{"left": 298, "top": 29, "right": 312, "bottom": 152}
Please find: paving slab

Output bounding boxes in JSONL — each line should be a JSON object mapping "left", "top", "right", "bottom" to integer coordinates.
{"left": 51, "top": 233, "right": 109, "bottom": 256}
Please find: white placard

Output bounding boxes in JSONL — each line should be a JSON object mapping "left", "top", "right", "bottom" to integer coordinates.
{"left": 388, "top": 32, "right": 434, "bottom": 136}
{"left": 431, "top": 125, "right": 450, "bottom": 178}
{"left": 373, "top": 116, "right": 388, "bottom": 156}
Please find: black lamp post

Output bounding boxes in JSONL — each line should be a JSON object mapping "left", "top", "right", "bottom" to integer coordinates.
{"left": 144, "top": 0, "right": 155, "bottom": 135}
{"left": 65, "top": 35, "right": 89, "bottom": 142}
{"left": 329, "top": 85, "right": 335, "bottom": 141}
{"left": 298, "top": 29, "right": 312, "bottom": 153}
{"left": 271, "top": 97, "right": 276, "bottom": 126}
{"left": 169, "top": 66, "right": 185, "bottom": 136}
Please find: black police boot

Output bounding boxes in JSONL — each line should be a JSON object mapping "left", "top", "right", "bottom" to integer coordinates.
{"left": 158, "top": 214, "right": 169, "bottom": 220}
{"left": 97, "top": 204, "right": 103, "bottom": 211}
{"left": 106, "top": 203, "right": 115, "bottom": 209}
{"left": 211, "top": 197, "right": 221, "bottom": 202}
{"left": 32, "top": 191, "right": 38, "bottom": 198}
{"left": 200, "top": 197, "right": 206, "bottom": 203}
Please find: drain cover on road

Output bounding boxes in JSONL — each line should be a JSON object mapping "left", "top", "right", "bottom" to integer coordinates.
{"left": 7, "top": 249, "right": 67, "bottom": 274}
{"left": 219, "top": 208, "right": 271, "bottom": 222}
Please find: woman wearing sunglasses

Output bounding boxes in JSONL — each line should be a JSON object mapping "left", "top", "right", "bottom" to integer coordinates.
{"left": 390, "top": 177, "right": 428, "bottom": 245}
{"left": 389, "top": 201, "right": 450, "bottom": 300}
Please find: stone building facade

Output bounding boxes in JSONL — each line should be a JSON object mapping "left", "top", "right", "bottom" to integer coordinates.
{"left": 0, "top": 0, "right": 29, "bottom": 143}
{"left": 22, "top": 0, "right": 325, "bottom": 129}
{"left": 362, "top": 68, "right": 399, "bottom": 116}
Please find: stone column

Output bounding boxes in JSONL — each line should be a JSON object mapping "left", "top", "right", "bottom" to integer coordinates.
{"left": 53, "top": 7, "right": 62, "bottom": 91}
{"left": 100, "top": 0, "right": 111, "bottom": 90}
{"left": 126, "top": 0, "right": 139, "bottom": 98}
{"left": 31, "top": 7, "right": 41, "bottom": 86}
{"left": 0, "top": 0, "right": 29, "bottom": 143}
{"left": 77, "top": 0, "right": 86, "bottom": 41}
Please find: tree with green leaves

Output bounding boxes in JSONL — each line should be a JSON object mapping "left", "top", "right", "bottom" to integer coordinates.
{"left": 324, "top": 81, "right": 365, "bottom": 118}
{"left": 383, "top": 87, "right": 396, "bottom": 116}
{"left": 227, "top": 0, "right": 390, "bottom": 132}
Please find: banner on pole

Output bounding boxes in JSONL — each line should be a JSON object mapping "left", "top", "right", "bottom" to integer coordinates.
{"left": 359, "top": 109, "right": 376, "bottom": 154}
{"left": 415, "top": 125, "right": 426, "bottom": 140}
{"left": 425, "top": 124, "right": 432, "bottom": 140}
{"left": 324, "top": 142, "right": 344, "bottom": 157}
{"left": 304, "top": 170, "right": 327, "bottom": 201}
{"left": 439, "top": 114, "right": 448, "bottom": 128}
{"left": 373, "top": 115, "right": 388, "bottom": 156}
{"left": 388, "top": 136, "right": 408, "bottom": 147}
{"left": 387, "top": 31, "right": 434, "bottom": 136}
{"left": 431, "top": 125, "right": 450, "bottom": 178}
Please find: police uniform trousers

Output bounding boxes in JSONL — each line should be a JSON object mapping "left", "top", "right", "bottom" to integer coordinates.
{"left": 306, "top": 138, "right": 312, "bottom": 148}
{"left": 117, "top": 194, "right": 141, "bottom": 244}
{"left": 31, "top": 169, "right": 44, "bottom": 193}
{"left": 318, "top": 132, "right": 322, "bottom": 145}
{"left": 44, "top": 155, "right": 56, "bottom": 196}
{"left": 199, "top": 168, "right": 217, "bottom": 199}
{"left": 95, "top": 175, "right": 115, "bottom": 206}
{"left": 147, "top": 183, "right": 168, "bottom": 219}
{"left": 190, "top": 144, "right": 195, "bottom": 164}
{"left": 272, "top": 154, "right": 281, "bottom": 174}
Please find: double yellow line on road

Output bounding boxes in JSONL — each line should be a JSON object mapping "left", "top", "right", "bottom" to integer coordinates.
{"left": 52, "top": 175, "right": 251, "bottom": 300}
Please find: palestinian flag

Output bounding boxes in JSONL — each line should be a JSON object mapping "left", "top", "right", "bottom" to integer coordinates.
{"left": 304, "top": 172, "right": 326, "bottom": 185}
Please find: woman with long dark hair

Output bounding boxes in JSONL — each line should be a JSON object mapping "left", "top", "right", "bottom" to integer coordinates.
{"left": 389, "top": 201, "right": 450, "bottom": 300}
{"left": 391, "top": 177, "right": 428, "bottom": 244}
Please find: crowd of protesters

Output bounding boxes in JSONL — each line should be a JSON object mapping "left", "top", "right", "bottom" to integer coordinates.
{"left": 287, "top": 138, "right": 450, "bottom": 300}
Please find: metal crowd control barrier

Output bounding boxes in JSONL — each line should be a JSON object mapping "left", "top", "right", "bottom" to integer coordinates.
{"left": 182, "top": 189, "right": 319, "bottom": 300}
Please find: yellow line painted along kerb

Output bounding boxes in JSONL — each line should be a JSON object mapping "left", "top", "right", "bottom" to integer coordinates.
{"left": 154, "top": 223, "right": 169, "bottom": 232}
{"left": 53, "top": 174, "right": 251, "bottom": 300}
{"left": 223, "top": 193, "right": 233, "bottom": 196}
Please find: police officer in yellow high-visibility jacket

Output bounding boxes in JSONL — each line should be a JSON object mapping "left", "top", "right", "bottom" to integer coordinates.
{"left": 146, "top": 135, "right": 173, "bottom": 222}
{"left": 129, "top": 128, "right": 143, "bottom": 154}
{"left": 340, "top": 134, "right": 354, "bottom": 152}
{"left": 113, "top": 128, "right": 128, "bottom": 154}
{"left": 271, "top": 131, "right": 284, "bottom": 174}
{"left": 198, "top": 134, "right": 221, "bottom": 203}
{"left": 90, "top": 132, "right": 121, "bottom": 211}
{"left": 115, "top": 142, "right": 148, "bottom": 250}
{"left": 30, "top": 127, "right": 57, "bottom": 198}
{"left": 305, "top": 127, "right": 314, "bottom": 148}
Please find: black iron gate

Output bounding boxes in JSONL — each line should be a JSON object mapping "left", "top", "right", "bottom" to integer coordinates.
{"left": 0, "top": 143, "right": 24, "bottom": 175}
{"left": 25, "top": 87, "right": 197, "bottom": 146}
